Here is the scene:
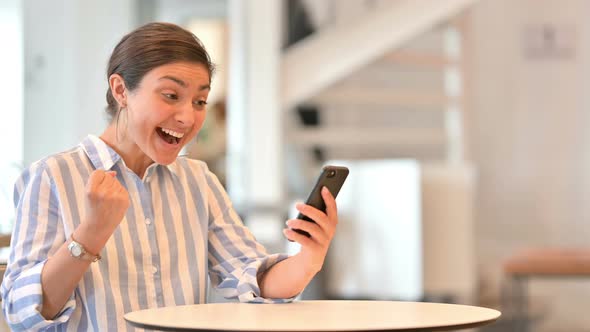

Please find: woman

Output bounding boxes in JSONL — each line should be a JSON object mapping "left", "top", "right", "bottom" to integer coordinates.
{"left": 1, "top": 22, "right": 338, "bottom": 331}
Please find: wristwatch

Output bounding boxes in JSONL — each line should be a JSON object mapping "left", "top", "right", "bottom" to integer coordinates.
{"left": 68, "top": 235, "right": 101, "bottom": 262}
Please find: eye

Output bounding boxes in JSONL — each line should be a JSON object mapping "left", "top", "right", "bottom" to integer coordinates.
{"left": 162, "top": 93, "right": 178, "bottom": 100}
{"left": 193, "top": 100, "right": 208, "bottom": 109}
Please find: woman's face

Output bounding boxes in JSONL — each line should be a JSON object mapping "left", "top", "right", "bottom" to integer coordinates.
{"left": 123, "top": 61, "right": 210, "bottom": 165}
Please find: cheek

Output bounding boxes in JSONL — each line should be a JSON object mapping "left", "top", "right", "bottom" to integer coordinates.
{"left": 131, "top": 112, "right": 157, "bottom": 134}
{"left": 194, "top": 112, "right": 207, "bottom": 131}
{"left": 136, "top": 103, "right": 169, "bottom": 129}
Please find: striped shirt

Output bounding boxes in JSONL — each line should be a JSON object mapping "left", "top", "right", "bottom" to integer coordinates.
{"left": 1, "top": 135, "right": 291, "bottom": 331}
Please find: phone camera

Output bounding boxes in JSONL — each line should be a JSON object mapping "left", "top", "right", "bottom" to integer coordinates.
{"left": 327, "top": 170, "right": 336, "bottom": 178}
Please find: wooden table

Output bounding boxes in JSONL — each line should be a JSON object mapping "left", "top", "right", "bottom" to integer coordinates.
{"left": 124, "top": 300, "right": 501, "bottom": 331}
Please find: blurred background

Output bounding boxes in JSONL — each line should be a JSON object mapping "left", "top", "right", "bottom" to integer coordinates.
{"left": 2, "top": 0, "right": 590, "bottom": 331}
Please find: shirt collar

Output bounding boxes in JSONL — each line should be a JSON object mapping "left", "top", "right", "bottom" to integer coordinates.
{"left": 80, "top": 135, "right": 122, "bottom": 171}
{"left": 79, "top": 135, "right": 181, "bottom": 177}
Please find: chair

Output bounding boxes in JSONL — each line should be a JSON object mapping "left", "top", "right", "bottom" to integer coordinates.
{"left": 0, "top": 234, "right": 10, "bottom": 331}
{"left": 502, "top": 248, "right": 590, "bottom": 332}
{"left": 0, "top": 234, "right": 10, "bottom": 285}
{"left": 0, "top": 235, "right": 10, "bottom": 250}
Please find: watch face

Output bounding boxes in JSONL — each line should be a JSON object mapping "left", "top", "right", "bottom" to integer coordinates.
{"left": 69, "top": 242, "right": 83, "bottom": 257}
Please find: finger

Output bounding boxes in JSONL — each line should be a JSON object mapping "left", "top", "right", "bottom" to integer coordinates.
{"left": 114, "top": 182, "right": 129, "bottom": 198}
{"left": 286, "top": 219, "right": 328, "bottom": 243}
{"left": 104, "top": 171, "right": 123, "bottom": 189}
{"left": 321, "top": 186, "right": 338, "bottom": 221}
{"left": 283, "top": 228, "right": 317, "bottom": 248}
{"left": 86, "top": 170, "right": 107, "bottom": 191}
{"left": 94, "top": 170, "right": 109, "bottom": 186}
{"left": 295, "top": 203, "right": 331, "bottom": 230}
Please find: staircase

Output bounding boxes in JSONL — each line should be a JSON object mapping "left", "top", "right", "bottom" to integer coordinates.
{"left": 283, "top": 0, "right": 475, "bottom": 164}
{"left": 283, "top": 0, "right": 479, "bottom": 303}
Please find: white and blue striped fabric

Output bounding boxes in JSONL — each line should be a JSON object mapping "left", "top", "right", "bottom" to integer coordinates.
{"left": 1, "top": 135, "right": 292, "bottom": 331}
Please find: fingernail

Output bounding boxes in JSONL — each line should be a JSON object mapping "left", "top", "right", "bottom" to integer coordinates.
{"left": 296, "top": 203, "right": 304, "bottom": 210}
{"left": 322, "top": 187, "right": 329, "bottom": 194}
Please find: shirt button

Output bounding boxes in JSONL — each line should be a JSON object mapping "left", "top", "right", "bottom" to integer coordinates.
{"left": 145, "top": 218, "right": 152, "bottom": 225}
{"left": 152, "top": 266, "right": 158, "bottom": 274}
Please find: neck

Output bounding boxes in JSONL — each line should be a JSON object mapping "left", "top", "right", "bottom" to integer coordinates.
{"left": 100, "top": 124, "right": 153, "bottom": 178}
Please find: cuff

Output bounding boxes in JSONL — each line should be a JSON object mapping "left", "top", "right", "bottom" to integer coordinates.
{"left": 217, "top": 253, "right": 297, "bottom": 303}
{"left": 3, "top": 260, "right": 76, "bottom": 331}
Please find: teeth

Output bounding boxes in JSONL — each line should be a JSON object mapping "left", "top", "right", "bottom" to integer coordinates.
{"left": 161, "top": 128, "right": 184, "bottom": 138}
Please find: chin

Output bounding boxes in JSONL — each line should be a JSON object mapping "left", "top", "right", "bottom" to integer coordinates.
{"left": 150, "top": 151, "right": 180, "bottom": 165}
{"left": 156, "top": 155, "right": 178, "bottom": 165}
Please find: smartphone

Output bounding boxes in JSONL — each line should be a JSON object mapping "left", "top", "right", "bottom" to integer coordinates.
{"left": 293, "top": 165, "right": 349, "bottom": 237}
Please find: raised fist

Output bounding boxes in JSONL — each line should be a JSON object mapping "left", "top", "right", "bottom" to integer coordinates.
{"left": 78, "top": 170, "right": 130, "bottom": 249}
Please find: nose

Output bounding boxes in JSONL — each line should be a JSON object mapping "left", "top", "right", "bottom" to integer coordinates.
{"left": 174, "top": 101, "right": 195, "bottom": 126}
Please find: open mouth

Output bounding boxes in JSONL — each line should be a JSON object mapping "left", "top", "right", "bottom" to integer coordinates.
{"left": 156, "top": 127, "right": 183, "bottom": 145}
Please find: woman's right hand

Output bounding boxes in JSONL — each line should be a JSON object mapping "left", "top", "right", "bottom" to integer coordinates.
{"left": 75, "top": 170, "right": 130, "bottom": 253}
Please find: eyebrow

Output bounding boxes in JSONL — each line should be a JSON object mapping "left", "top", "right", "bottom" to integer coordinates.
{"left": 159, "top": 75, "right": 211, "bottom": 91}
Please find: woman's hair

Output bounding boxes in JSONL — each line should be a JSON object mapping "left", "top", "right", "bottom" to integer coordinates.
{"left": 105, "top": 22, "right": 215, "bottom": 119}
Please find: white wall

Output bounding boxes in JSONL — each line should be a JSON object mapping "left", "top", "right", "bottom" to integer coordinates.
{"left": 23, "top": 0, "right": 135, "bottom": 165}
{"left": 0, "top": 0, "right": 23, "bottom": 165}
{"left": 0, "top": 0, "right": 23, "bottom": 234}
{"left": 468, "top": 0, "right": 590, "bottom": 330}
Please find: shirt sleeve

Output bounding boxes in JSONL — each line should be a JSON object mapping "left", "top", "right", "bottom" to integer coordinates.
{"left": 204, "top": 169, "right": 295, "bottom": 303}
{"left": 1, "top": 163, "right": 76, "bottom": 330}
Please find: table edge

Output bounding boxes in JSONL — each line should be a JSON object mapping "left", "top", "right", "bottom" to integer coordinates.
{"left": 124, "top": 315, "right": 501, "bottom": 332}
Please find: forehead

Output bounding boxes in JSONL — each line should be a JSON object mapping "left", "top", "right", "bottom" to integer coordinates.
{"left": 145, "top": 61, "right": 211, "bottom": 86}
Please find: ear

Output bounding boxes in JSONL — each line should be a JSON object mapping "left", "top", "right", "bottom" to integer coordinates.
{"left": 109, "top": 74, "right": 127, "bottom": 107}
